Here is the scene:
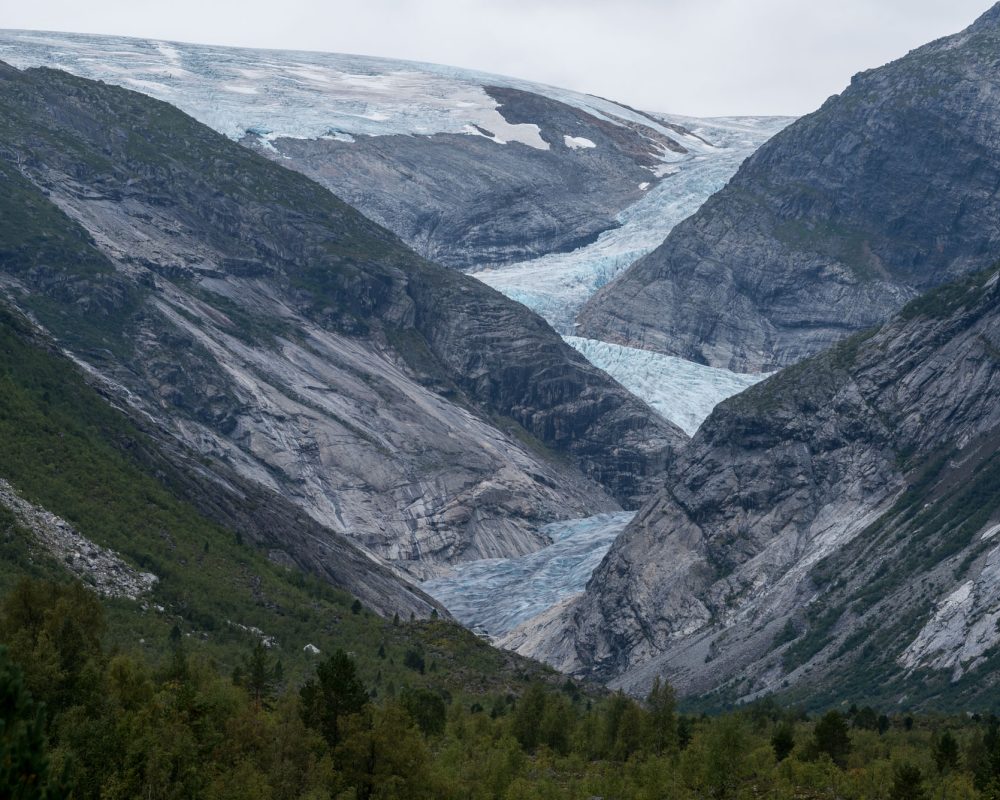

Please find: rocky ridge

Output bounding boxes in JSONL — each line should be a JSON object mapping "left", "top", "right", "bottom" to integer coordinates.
{"left": 508, "top": 268, "right": 1000, "bottom": 709}
{"left": 0, "top": 62, "right": 684, "bottom": 581}
{"left": 578, "top": 4, "right": 1000, "bottom": 372}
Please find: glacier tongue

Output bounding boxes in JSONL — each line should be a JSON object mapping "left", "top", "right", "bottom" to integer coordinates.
{"left": 472, "top": 116, "right": 792, "bottom": 334}
{"left": 564, "top": 337, "right": 766, "bottom": 435}
{"left": 423, "top": 512, "right": 634, "bottom": 637}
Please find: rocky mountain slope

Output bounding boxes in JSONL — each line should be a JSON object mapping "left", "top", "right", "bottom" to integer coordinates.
{"left": 0, "top": 31, "right": 789, "bottom": 440}
{"left": 0, "top": 302, "right": 592, "bottom": 706}
{"left": 579, "top": 4, "right": 1000, "bottom": 372}
{"left": 507, "top": 267, "right": 1000, "bottom": 709}
{"left": 0, "top": 301, "right": 440, "bottom": 622}
{"left": 0, "top": 61, "right": 683, "bottom": 581}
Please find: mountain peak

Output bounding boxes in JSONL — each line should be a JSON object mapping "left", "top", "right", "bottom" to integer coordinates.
{"left": 972, "top": 2, "right": 1000, "bottom": 29}
{"left": 577, "top": 2, "right": 1000, "bottom": 372}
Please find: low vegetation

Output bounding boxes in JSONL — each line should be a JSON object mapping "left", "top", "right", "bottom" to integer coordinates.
{"left": 5, "top": 578, "right": 1000, "bottom": 799}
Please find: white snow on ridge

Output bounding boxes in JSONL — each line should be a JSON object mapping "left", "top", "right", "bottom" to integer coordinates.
{"left": 0, "top": 29, "right": 704, "bottom": 159}
{"left": 0, "top": 31, "right": 551, "bottom": 148}
{"left": 565, "top": 337, "right": 766, "bottom": 435}
{"left": 423, "top": 511, "right": 635, "bottom": 637}
{"left": 473, "top": 116, "right": 792, "bottom": 335}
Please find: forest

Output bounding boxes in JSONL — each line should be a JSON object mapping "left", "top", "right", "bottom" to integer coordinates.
{"left": 3, "top": 577, "right": 999, "bottom": 800}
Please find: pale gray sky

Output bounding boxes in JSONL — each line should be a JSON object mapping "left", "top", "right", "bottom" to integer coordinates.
{"left": 2, "top": 0, "right": 995, "bottom": 116}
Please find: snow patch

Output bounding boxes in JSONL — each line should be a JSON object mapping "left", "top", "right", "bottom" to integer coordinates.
{"left": 564, "top": 134, "right": 596, "bottom": 150}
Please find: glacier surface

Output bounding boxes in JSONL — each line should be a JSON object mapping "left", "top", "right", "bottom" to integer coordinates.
{"left": 564, "top": 337, "right": 766, "bottom": 436}
{"left": 473, "top": 116, "right": 792, "bottom": 334}
{"left": 423, "top": 512, "right": 635, "bottom": 637}
{"left": 0, "top": 29, "right": 707, "bottom": 162}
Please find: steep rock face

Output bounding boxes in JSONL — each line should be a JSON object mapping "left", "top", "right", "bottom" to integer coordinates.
{"left": 0, "top": 63, "right": 683, "bottom": 578}
{"left": 256, "top": 86, "right": 688, "bottom": 269}
{"left": 578, "top": 4, "right": 1000, "bottom": 372}
{"left": 509, "top": 269, "right": 1000, "bottom": 708}
{"left": 0, "top": 305, "right": 443, "bottom": 619}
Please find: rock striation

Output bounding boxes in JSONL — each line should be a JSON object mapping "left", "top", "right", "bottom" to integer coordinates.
{"left": 578, "top": 4, "right": 1000, "bottom": 372}
{"left": 510, "top": 268, "right": 1000, "bottom": 708}
{"left": 0, "top": 62, "right": 684, "bottom": 582}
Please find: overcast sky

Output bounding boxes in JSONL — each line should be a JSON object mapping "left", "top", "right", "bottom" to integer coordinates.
{"left": 2, "top": 0, "right": 995, "bottom": 116}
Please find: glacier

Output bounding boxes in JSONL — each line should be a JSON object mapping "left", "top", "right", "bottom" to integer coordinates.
{"left": 472, "top": 116, "right": 792, "bottom": 334}
{"left": 0, "top": 29, "right": 788, "bottom": 631}
{"left": 423, "top": 512, "right": 635, "bottom": 637}
{"left": 0, "top": 29, "right": 707, "bottom": 162}
{"left": 564, "top": 337, "right": 766, "bottom": 436}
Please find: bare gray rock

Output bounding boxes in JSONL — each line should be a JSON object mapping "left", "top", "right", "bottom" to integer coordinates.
{"left": 512, "top": 269, "right": 1000, "bottom": 708}
{"left": 579, "top": 4, "right": 1000, "bottom": 373}
{"left": 253, "top": 85, "right": 685, "bottom": 270}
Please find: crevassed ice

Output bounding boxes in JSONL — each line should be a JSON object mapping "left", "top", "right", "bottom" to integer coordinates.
{"left": 423, "top": 511, "right": 635, "bottom": 637}
{"left": 471, "top": 116, "right": 786, "bottom": 432}
{"left": 565, "top": 337, "right": 766, "bottom": 435}
{"left": 473, "top": 116, "right": 792, "bottom": 335}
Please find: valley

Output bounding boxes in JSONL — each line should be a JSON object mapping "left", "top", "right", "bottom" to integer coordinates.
{"left": 0, "top": 5, "right": 999, "bottom": 770}
{"left": 0, "top": 30, "right": 786, "bottom": 639}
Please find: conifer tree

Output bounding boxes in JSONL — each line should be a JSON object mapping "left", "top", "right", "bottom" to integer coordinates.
{"left": 300, "top": 649, "right": 369, "bottom": 748}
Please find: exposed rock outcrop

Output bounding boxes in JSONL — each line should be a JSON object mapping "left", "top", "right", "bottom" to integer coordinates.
{"left": 578, "top": 4, "right": 1000, "bottom": 372}
{"left": 257, "top": 86, "right": 689, "bottom": 270}
{"left": 511, "top": 269, "right": 1000, "bottom": 708}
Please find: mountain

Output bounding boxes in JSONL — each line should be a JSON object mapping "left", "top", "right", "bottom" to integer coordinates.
{"left": 507, "top": 266, "right": 1000, "bottom": 709}
{"left": 0, "top": 61, "right": 683, "bottom": 583}
{"left": 0, "top": 295, "right": 600, "bottom": 712}
{"left": 0, "top": 31, "right": 789, "bottom": 438}
{"left": 578, "top": 4, "right": 1000, "bottom": 372}
{"left": 0, "top": 296, "right": 436, "bottom": 621}
{"left": 0, "top": 30, "right": 712, "bottom": 272}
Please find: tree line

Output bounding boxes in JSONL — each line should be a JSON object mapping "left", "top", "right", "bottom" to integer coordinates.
{"left": 3, "top": 578, "right": 1000, "bottom": 799}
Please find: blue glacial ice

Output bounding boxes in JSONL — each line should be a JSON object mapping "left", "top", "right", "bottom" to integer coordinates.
{"left": 472, "top": 116, "right": 792, "bottom": 334}
{"left": 423, "top": 511, "right": 635, "bottom": 637}
{"left": 564, "top": 337, "right": 766, "bottom": 436}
